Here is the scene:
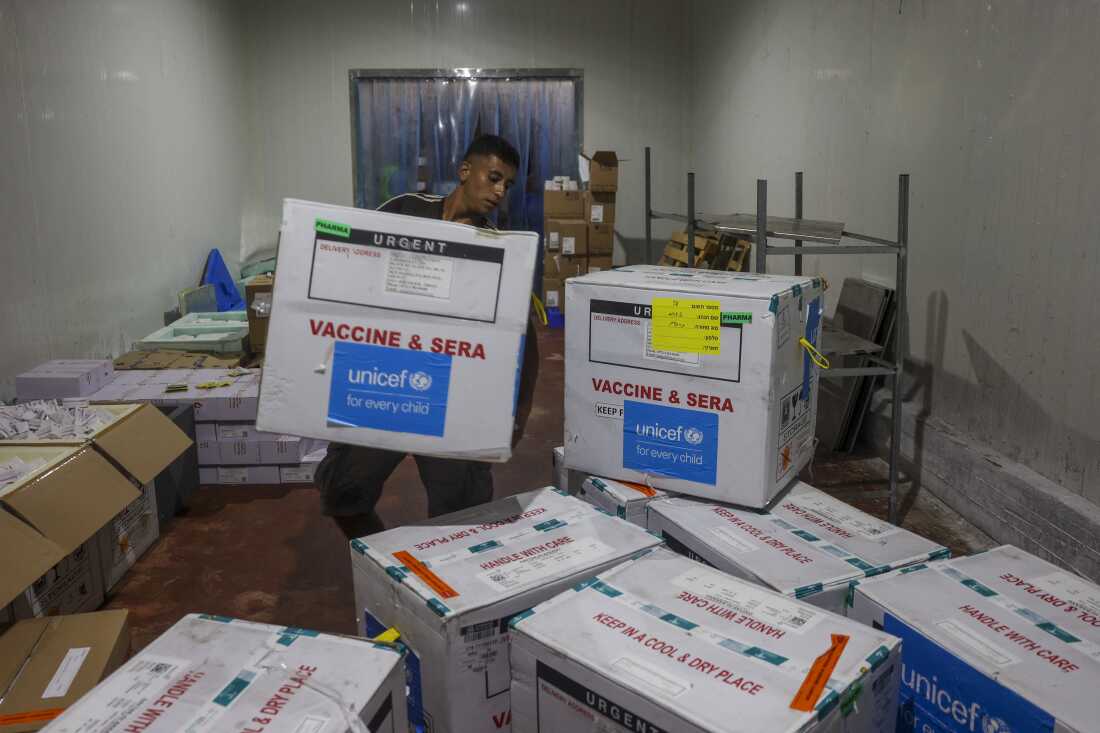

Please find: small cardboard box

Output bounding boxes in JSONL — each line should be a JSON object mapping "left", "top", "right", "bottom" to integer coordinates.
{"left": 543, "top": 218, "right": 587, "bottom": 256}
{"left": 257, "top": 200, "right": 538, "bottom": 462}
{"left": 15, "top": 360, "right": 115, "bottom": 401}
{"left": 543, "top": 190, "right": 584, "bottom": 219}
{"left": 0, "top": 444, "right": 140, "bottom": 618}
{"left": 564, "top": 265, "right": 825, "bottom": 508}
{"left": 580, "top": 475, "right": 666, "bottom": 526}
{"left": 510, "top": 547, "right": 901, "bottom": 733}
{"left": 587, "top": 254, "right": 614, "bottom": 273}
{"left": 585, "top": 151, "right": 619, "bottom": 192}
{"left": 0, "top": 610, "right": 130, "bottom": 733}
{"left": 246, "top": 274, "right": 274, "bottom": 352}
{"left": 585, "top": 191, "right": 616, "bottom": 225}
{"left": 43, "top": 614, "right": 407, "bottom": 733}
{"left": 849, "top": 545, "right": 1100, "bottom": 733}
{"left": 647, "top": 481, "right": 950, "bottom": 614}
{"left": 587, "top": 223, "right": 614, "bottom": 255}
{"left": 350, "top": 487, "right": 662, "bottom": 733}
{"left": 198, "top": 465, "right": 281, "bottom": 485}
{"left": 542, "top": 278, "right": 564, "bottom": 310}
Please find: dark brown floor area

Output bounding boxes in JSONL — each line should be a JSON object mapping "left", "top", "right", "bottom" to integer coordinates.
{"left": 106, "top": 325, "right": 991, "bottom": 651}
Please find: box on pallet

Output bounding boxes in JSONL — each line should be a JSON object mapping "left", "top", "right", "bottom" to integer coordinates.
{"left": 350, "top": 487, "right": 662, "bottom": 733}
{"left": 42, "top": 614, "right": 408, "bottom": 733}
{"left": 0, "top": 610, "right": 130, "bottom": 733}
{"left": 580, "top": 475, "right": 666, "bottom": 526}
{"left": 509, "top": 547, "right": 901, "bottom": 733}
{"left": 564, "top": 265, "right": 825, "bottom": 508}
{"left": 647, "top": 482, "right": 950, "bottom": 615}
{"left": 15, "top": 359, "right": 115, "bottom": 401}
{"left": 543, "top": 219, "right": 586, "bottom": 255}
{"left": 849, "top": 545, "right": 1100, "bottom": 733}
{"left": 257, "top": 200, "right": 538, "bottom": 462}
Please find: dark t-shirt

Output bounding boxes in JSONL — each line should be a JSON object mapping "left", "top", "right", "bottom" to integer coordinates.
{"left": 376, "top": 193, "right": 538, "bottom": 444}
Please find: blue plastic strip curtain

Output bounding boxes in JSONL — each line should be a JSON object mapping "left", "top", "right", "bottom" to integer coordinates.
{"left": 801, "top": 296, "right": 823, "bottom": 400}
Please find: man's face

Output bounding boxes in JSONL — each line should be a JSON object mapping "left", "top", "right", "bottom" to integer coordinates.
{"left": 458, "top": 154, "right": 517, "bottom": 215}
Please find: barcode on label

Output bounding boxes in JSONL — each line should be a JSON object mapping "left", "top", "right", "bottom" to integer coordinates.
{"left": 150, "top": 663, "right": 173, "bottom": 674}
{"left": 461, "top": 620, "right": 499, "bottom": 642}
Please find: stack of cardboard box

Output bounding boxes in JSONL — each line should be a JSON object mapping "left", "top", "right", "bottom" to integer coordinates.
{"left": 541, "top": 151, "right": 619, "bottom": 310}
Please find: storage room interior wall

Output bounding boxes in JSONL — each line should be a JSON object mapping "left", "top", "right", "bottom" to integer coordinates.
{"left": 236, "top": 0, "right": 691, "bottom": 268}
{"left": 0, "top": 0, "right": 248, "bottom": 400}
{"left": 688, "top": 0, "right": 1100, "bottom": 505}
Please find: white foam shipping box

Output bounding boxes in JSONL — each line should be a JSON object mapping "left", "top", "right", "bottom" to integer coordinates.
{"left": 42, "top": 613, "right": 408, "bottom": 733}
{"left": 97, "top": 481, "right": 160, "bottom": 592}
{"left": 849, "top": 545, "right": 1100, "bottom": 733}
{"left": 257, "top": 200, "right": 539, "bottom": 461}
{"left": 199, "top": 465, "right": 281, "bottom": 485}
{"left": 16, "top": 359, "right": 114, "bottom": 400}
{"left": 647, "top": 482, "right": 950, "bottom": 615}
{"left": 551, "top": 445, "right": 585, "bottom": 495}
{"left": 581, "top": 475, "right": 667, "bottom": 526}
{"left": 87, "top": 369, "right": 260, "bottom": 422}
{"left": 510, "top": 547, "right": 901, "bottom": 733}
{"left": 564, "top": 265, "right": 825, "bottom": 507}
{"left": 350, "top": 487, "right": 662, "bottom": 733}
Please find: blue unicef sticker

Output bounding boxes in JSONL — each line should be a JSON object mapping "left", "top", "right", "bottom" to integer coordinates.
{"left": 622, "top": 400, "right": 718, "bottom": 485}
{"left": 328, "top": 342, "right": 452, "bottom": 436}
{"left": 884, "top": 614, "right": 1054, "bottom": 733}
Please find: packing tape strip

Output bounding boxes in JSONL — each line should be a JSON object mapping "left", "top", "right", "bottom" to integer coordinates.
{"left": 392, "top": 551, "right": 459, "bottom": 600}
{"left": 790, "top": 634, "right": 849, "bottom": 711}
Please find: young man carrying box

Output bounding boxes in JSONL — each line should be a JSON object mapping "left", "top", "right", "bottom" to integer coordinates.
{"left": 316, "top": 135, "right": 540, "bottom": 539}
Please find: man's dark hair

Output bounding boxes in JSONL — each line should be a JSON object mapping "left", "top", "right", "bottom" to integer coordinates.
{"left": 463, "top": 134, "right": 520, "bottom": 171}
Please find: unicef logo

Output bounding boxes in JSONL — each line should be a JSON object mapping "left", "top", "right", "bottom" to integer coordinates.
{"left": 409, "top": 371, "right": 433, "bottom": 392}
{"left": 684, "top": 427, "right": 705, "bottom": 445}
{"left": 983, "top": 719, "right": 1011, "bottom": 733}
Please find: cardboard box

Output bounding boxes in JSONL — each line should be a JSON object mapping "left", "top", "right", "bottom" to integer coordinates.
{"left": 195, "top": 422, "right": 216, "bottom": 442}
{"left": 0, "top": 444, "right": 139, "bottom": 619}
{"left": 585, "top": 150, "right": 619, "bottom": 192}
{"left": 585, "top": 191, "right": 616, "bottom": 225}
{"left": 587, "top": 254, "right": 614, "bottom": 273}
{"left": 542, "top": 218, "right": 587, "bottom": 256}
{"left": 43, "top": 614, "right": 407, "bottom": 733}
{"left": 647, "top": 481, "right": 950, "bottom": 614}
{"left": 542, "top": 253, "right": 585, "bottom": 280}
{"left": 510, "top": 547, "right": 901, "bottom": 733}
{"left": 587, "top": 224, "right": 613, "bottom": 255}
{"left": 0, "top": 610, "right": 130, "bottom": 733}
{"left": 350, "top": 487, "right": 662, "bottom": 733}
{"left": 95, "top": 482, "right": 159, "bottom": 593}
{"left": 543, "top": 190, "right": 584, "bottom": 219}
{"left": 198, "top": 465, "right": 281, "bottom": 485}
{"left": 580, "top": 475, "right": 666, "bottom": 526}
{"left": 15, "top": 360, "right": 115, "bottom": 401}
{"left": 279, "top": 457, "right": 321, "bottom": 484}
{"left": 849, "top": 545, "right": 1100, "bottom": 733}
{"left": 256, "top": 200, "right": 538, "bottom": 462}
{"left": 564, "top": 265, "right": 825, "bottom": 507}
{"left": 246, "top": 274, "right": 273, "bottom": 352}
{"left": 111, "top": 350, "right": 243, "bottom": 370}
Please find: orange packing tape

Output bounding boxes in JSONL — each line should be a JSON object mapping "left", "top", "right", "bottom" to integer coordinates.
{"left": 0, "top": 709, "right": 66, "bottom": 727}
{"left": 619, "top": 480, "right": 659, "bottom": 498}
{"left": 790, "top": 634, "right": 849, "bottom": 712}
{"left": 393, "top": 550, "right": 459, "bottom": 600}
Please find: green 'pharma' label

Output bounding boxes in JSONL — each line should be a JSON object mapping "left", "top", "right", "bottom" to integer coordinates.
{"left": 721, "top": 311, "right": 753, "bottom": 325}
{"left": 315, "top": 218, "right": 351, "bottom": 238}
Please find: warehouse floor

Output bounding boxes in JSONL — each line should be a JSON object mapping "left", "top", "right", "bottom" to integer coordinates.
{"left": 106, "top": 327, "right": 994, "bottom": 651}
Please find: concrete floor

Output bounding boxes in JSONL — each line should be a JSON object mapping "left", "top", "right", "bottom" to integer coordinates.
{"left": 106, "top": 326, "right": 993, "bottom": 651}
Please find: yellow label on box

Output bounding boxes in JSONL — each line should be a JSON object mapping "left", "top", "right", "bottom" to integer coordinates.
{"left": 651, "top": 298, "right": 721, "bottom": 354}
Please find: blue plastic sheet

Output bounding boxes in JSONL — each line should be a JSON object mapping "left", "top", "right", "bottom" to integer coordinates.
{"left": 201, "top": 249, "right": 245, "bottom": 311}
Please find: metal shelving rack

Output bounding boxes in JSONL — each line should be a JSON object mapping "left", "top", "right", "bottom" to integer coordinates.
{"left": 643, "top": 146, "right": 910, "bottom": 524}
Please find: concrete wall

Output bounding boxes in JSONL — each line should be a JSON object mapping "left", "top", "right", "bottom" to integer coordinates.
{"left": 238, "top": 0, "right": 690, "bottom": 266}
{"left": 689, "top": 0, "right": 1100, "bottom": 506}
{"left": 0, "top": 0, "right": 247, "bottom": 400}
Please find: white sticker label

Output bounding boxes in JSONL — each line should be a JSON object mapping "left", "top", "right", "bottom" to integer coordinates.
{"left": 591, "top": 204, "right": 604, "bottom": 223}
{"left": 562, "top": 236, "right": 576, "bottom": 255}
{"left": 710, "top": 525, "right": 759, "bottom": 554}
{"left": 42, "top": 647, "right": 91, "bottom": 699}
{"left": 672, "top": 566, "right": 820, "bottom": 634}
{"left": 643, "top": 321, "right": 700, "bottom": 366}
{"left": 218, "top": 425, "right": 252, "bottom": 440}
{"left": 780, "top": 491, "right": 899, "bottom": 541}
{"left": 478, "top": 538, "right": 613, "bottom": 592}
{"left": 217, "top": 467, "right": 248, "bottom": 483}
{"left": 1033, "top": 571, "right": 1100, "bottom": 617}
{"left": 281, "top": 466, "right": 317, "bottom": 482}
{"left": 294, "top": 715, "right": 329, "bottom": 733}
{"left": 546, "top": 290, "right": 560, "bottom": 308}
{"left": 56, "top": 656, "right": 190, "bottom": 732}
{"left": 548, "top": 231, "right": 560, "bottom": 248}
{"left": 384, "top": 250, "right": 454, "bottom": 300}
{"left": 936, "top": 618, "right": 1017, "bottom": 667}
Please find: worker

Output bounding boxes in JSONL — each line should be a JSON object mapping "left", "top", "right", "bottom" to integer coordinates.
{"left": 315, "top": 134, "right": 540, "bottom": 539}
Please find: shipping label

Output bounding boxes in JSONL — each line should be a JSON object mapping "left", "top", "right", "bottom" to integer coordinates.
{"left": 477, "top": 537, "right": 613, "bottom": 592}
{"left": 776, "top": 383, "right": 813, "bottom": 482}
{"left": 588, "top": 299, "right": 742, "bottom": 382}
{"left": 42, "top": 647, "right": 91, "bottom": 699}
{"left": 672, "top": 566, "right": 821, "bottom": 635}
{"left": 534, "top": 661, "right": 671, "bottom": 733}
{"left": 622, "top": 400, "right": 719, "bottom": 485}
{"left": 780, "top": 491, "right": 900, "bottom": 542}
{"left": 308, "top": 226, "right": 505, "bottom": 322}
{"left": 327, "top": 342, "right": 452, "bottom": 437}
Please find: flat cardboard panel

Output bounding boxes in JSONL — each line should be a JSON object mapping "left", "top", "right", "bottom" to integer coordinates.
{"left": 0, "top": 511, "right": 66, "bottom": 610}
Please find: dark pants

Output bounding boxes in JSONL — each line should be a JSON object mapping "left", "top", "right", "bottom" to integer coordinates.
{"left": 315, "top": 442, "right": 494, "bottom": 537}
